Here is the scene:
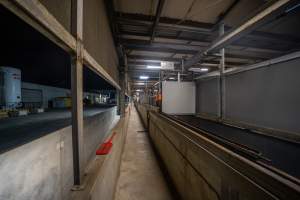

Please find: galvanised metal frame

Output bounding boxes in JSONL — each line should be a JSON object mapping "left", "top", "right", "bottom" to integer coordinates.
{"left": 0, "top": 0, "right": 121, "bottom": 187}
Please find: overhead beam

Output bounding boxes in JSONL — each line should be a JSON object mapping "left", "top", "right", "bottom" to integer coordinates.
{"left": 150, "top": 0, "right": 165, "bottom": 43}
{"left": 118, "top": 12, "right": 300, "bottom": 46}
{"left": 1, "top": 0, "right": 121, "bottom": 91}
{"left": 0, "top": 0, "right": 76, "bottom": 52}
{"left": 121, "top": 36, "right": 285, "bottom": 55}
{"left": 128, "top": 60, "right": 161, "bottom": 66}
{"left": 127, "top": 55, "right": 182, "bottom": 62}
{"left": 124, "top": 44, "right": 198, "bottom": 54}
{"left": 126, "top": 46, "right": 269, "bottom": 61}
{"left": 83, "top": 51, "right": 121, "bottom": 90}
{"left": 121, "top": 38, "right": 207, "bottom": 51}
{"left": 116, "top": 12, "right": 214, "bottom": 33}
{"left": 127, "top": 69, "right": 161, "bottom": 74}
{"left": 184, "top": 0, "right": 295, "bottom": 68}
{"left": 196, "top": 51, "right": 300, "bottom": 80}
{"left": 127, "top": 55, "right": 249, "bottom": 66}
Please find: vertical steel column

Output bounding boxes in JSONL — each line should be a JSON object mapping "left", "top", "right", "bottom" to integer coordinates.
{"left": 119, "top": 70, "right": 126, "bottom": 117}
{"left": 219, "top": 23, "right": 225, "bottom": 120}
{"left": 116, "top": 89, "right": 121, "bottom": 115}
{"left": 71, "top": 0, "right": 84, "bottom": 186}
{"left": 159, "top": 70, "right": 164, "bottom": 112}
{"left": 120, "top": 55, "right": 128, "bottom": 117}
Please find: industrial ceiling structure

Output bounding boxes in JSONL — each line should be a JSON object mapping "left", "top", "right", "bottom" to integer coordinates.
{"left": 105, "top": 0, "right": 300, "bottom": 91}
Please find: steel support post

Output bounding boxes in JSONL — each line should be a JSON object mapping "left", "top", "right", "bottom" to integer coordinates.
{"left": 71, "top": 50, "right": 84, "bottom": 187}
{"left": 219, "top": 23, "right": 225, "bottom": 120}
{"left": 117, "top": 89, "right": 121, "bottom": 115}
{"left": 71, "top": 0, "right": 84, "bottom": 187}
{"left": 120, "top": 71, "right": 126, "bottom": 117}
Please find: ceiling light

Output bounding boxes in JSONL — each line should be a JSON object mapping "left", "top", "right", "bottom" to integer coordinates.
{"left": 147, "top": 65, "right": 161, "bottom": 69}
{"left": 139, "top": 76, "right": 149, "bottom": 80}
{"left": 200, "top": 68, "right": 209, "bottom": 72}
{"left": 169, "top": 77, "right": 175, "bottom": 80}
{"left": 189, "top": 68, "right": 209, "bottom": 72}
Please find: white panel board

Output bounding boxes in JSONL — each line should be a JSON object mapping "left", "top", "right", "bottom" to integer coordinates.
{"left": 162, "top": 81, "right": 196, "bottom": 114}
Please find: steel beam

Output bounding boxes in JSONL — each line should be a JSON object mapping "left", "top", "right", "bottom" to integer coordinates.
{"left": 195, "top": 51, "right": 300, "bottom": 80}
{"left": 117, "top": 12, "right": 300, "bottom": 45}
{"left": 116, "top": 12, "right": 213, "bottom": 33}
{"left": 126, "top": 46, "right": 268, "bottom": 61}
{"left": 119, "top": 71, "right": 126, "bottom": 116}
{"left": 150, "top": 0, "right": 165, "bottom": 43}
{"left": 0, "top": 0, "right": 76, "bottom": 52}
{"left": 219, "top": 23, "right": 225, "bottom": 120}
{"left": 128, "top": 60, "right": 161, "bottom": 66}
{"left": 124, "top": 44, "right": 198, "bottom": 54}
{"left": 120, "top": 31, "right": 290, "bottom": 54}
{"left": 184, "top": 0, "right": 295, "bottom": 68}
{"left": 127, "top": 55, "right": 248, "bottom": 66}
{"left": 121, "top": 38, "right": 207, "bottom": 51}
{"left": 127, "top": 55, "right": 182, "bottom": 62}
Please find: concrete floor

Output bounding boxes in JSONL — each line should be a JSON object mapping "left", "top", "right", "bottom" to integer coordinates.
{"left": 114, "top": 105, "right": 173, "bottom": 200}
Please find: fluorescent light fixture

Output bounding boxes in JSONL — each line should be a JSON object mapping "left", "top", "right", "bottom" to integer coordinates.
{"left": 169, "top": 77, "right": 175, "bottom": 80}
{"left": 200, "top": 68, "right": 209, "bottom": 72}
{"left": 147, "top": 65, "right": 161, "bottom": 69}
{"left": 189, "top": 68, "right": 209, "bottom": 72}
{"left": 139, "top": 76, "right": 149, "bottom": 80}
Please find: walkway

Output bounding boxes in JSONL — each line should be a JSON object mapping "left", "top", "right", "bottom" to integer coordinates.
{"left": 114, "top": 105, "right": 173, "bottom": 200}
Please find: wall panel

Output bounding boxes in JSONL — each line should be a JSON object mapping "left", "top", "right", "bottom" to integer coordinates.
{"left": 39, "top": 0, "right": 71, "bottom": 32}
{"left": 196, "top": 78, "right": 220, "bottom": 117}
{"left": 0, "top": 108, "right": 118, "bottom": 200}
{"left": 195, "top": 58, "right": 300, "bottom": 135}
{"left": 162, "top": 81, "right": 195, "bottom": 114}
{"left": 225, "top": 58, "right": 300, "bottom": 134}
{"left": 83, "top": 0, "right": 119, "bottom": 83}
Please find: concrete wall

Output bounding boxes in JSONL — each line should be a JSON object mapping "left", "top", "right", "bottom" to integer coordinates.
{"left": 196, "top": 58, "right": 300, "bottom": 135}
{"left": 83, "top": 107, "right": 118, "bottom": 167}
{"left": 196, "top": 78, "right": 220, "bottom": 117}
{"left": 83, "top": 0, "right": 119, "bottom": 82}
{"left": 0, "top": 107, "right": 119, "bottom": 200}
{"left": 225, "top": 58, "right": 300, "bottom": 134}
{"left": 148, "top": 112, "right": 299, "bottom": 200}
{"left": 136, "top": 103, "right": 159, "bottom": 128}
{"left": 90, "top": 114, "right": 129, "bottom": 200}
